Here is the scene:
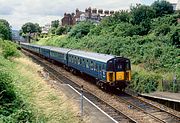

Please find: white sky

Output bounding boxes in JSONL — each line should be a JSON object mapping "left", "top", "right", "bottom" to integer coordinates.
{"left": 0, "top": 0, "right": 177, "bottom": 30}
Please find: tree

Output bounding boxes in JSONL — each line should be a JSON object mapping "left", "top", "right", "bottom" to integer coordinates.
{"left": 0, "top": 19, "right": 11, "bottom": 40}
{"left": 130, "top": 5, "right": 155, "bottom": 25}
{"left": 21, "top": 22, "right": 37, "bottom": 34}
{"left": 51, "top": 20, "right": 59, "bottom": 28}
{"left": 55, "top": 26, "right": 66, "bottom": 35}
{"left": 34, "top": 23, "right": 42, "bottom": 33}
{"left": 69, "top": 21, "right": 95, "bottom": 38}
{"left": 20, "top": 22, "right": 41, "bottom": 42}
{"left": 112, "top": 10, "right": 130, "bottom": 23}
{"left": 49, "top": 27, "right": 56, "bottom": 34}
{"left": 151, "top": 0, "right": 174, "bottom": 17}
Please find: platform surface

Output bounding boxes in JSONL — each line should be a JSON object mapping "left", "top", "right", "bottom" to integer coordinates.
{"left": 141, "top": 91, "right": 180, "bottom": 103}
{"left": 57, "top": 84, "right": 117, "bottom": 123}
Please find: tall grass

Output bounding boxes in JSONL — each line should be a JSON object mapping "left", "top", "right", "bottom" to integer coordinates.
{"left": 0, "top": 39, "right": 80, "bottom": 122}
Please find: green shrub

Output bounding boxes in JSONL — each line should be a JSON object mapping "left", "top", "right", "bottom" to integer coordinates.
{"left": 69, "top": 21, "right": 95, "bottom": 38}
{"left": 0, "top": 39, "right": 20, "bottom": 58}
{"left": 155, "top": 24, "right": 171, "bottom": 36}
{"left": 131, "top": 71, "right": 159, "bottom": 93}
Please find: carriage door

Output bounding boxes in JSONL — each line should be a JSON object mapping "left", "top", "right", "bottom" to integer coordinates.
{"left": 98, "top": 64, "right": 103, "bottom": 80}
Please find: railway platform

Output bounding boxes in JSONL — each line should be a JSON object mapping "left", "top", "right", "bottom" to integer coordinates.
{"left": 55, "top": 83, "right": 118, "bottom": 123}
{"left": 140, "top": 91, "right": 180, "bottom": 111}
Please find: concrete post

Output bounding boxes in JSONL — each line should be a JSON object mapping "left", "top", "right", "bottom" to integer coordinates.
{"left": 80, "top": 85, "right": 84, "bottom": 120}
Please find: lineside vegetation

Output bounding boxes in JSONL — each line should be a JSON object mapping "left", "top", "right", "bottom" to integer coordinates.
{"left": 0, "top": 39, "right": 80, "bottom": 122}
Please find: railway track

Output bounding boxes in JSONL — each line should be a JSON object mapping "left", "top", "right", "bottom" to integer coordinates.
{"left": 118, "top": 93, "right": 180, "bottom": 123}
{"left": 22, "top": 50, "right": 136, "bottom": 123}
{"left": 22, "top": 49, "right": 180, "bottom": 123}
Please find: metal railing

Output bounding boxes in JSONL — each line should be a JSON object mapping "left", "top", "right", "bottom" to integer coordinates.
{"left": 161, "top": 77, "right": 180, "bottom": 93}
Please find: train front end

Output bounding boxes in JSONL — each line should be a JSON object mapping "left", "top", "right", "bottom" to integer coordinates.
{"left": 106, "top": 57, "right": 131, "bottom": 89}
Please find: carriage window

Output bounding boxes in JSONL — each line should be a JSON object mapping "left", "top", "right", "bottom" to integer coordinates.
{"left": 104, "top": 64, "right": 106, "bottom": 70}
{"left": 80, "top": 59, "right": 82, "bottom": 65}
{"left": 78, "top": 58, "right": 80, "bottom": 65}
{"left": 86, "top": 60, "right": 89, "bottom": 68}
{"left": 95, "top": 63, "right": 98, "bottom": 71}
{"left": 90, "top": 61, "right": 94, "bottom": 70}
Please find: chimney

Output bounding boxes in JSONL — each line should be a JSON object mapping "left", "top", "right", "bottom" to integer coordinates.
{"left": 98, "top": 9, "right": 103, "bottom": 14}
{"left": 88, "top": 7, "right": 92, "bottom": 18}
{"left": 104, "top": 10, "right": 109, "bottom": 15}
{"left": 76, "top": 8, "right": 79, "bottom": 15}
{"left": 92, "top": 8, "right": 97, "bottom": 14}
{"left": 72, "top": 13, "right": 75, "bottom": 17}
{"left": 85, "top": 8, "right": 88, "bottom": 13}
{"left": 110, "top": 10, "right": 114, "bottom": 15}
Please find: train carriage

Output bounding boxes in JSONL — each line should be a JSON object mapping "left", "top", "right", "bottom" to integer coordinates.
{"left": 39, "top": 46, "right": 51, "bottom": 58}
{"left": 68, "top": 50, "right": 110, "bottom": 80}
{"left": 21, "top": 43, "right": 29, "bottom": 50}
{"left": 21, "top": 43, "right": 40, "bottom": 54}
{"left": 68, "top": 50, "right": 131, "bottom": 89}
{"left": 20, "top": 43, "right": 131, "bottom": 90}
{"left": 50, "top": 47, "right": 71, "bottom": 65}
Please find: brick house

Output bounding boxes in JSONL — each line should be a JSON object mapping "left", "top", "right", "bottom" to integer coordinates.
{"left": 61, "top": 7, "right": 115, "bottom": 26}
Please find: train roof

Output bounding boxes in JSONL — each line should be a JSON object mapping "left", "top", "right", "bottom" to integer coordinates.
{"left": 69, "top": 50, "right": 115, "bottom": 63}
{"left": 40, "top": 45, "right": 52, "bottom": 49}
{"left": 50, "top": 47, "right": 71, "bottom": 54}
{"left": 21, "top": 43, "right": 41, "bottom": 48}
{"left": 21, "top": 43, "right": 118, "bottom": 62}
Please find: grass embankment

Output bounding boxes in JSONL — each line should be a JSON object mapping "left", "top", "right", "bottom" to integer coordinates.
{"left": 35, "top": 14, "right": 179, "bottom": 93}
{"left": 0, "top": 39, "right": 80, "bottom": 122}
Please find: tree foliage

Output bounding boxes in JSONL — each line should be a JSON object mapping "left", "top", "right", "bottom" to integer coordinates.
{"left": 51, "top": 20, "right": 59, "bottom": 28}
{"left": 0, "top": 19, "right": 11, "bottom": 40}
{"left": 21, "top": 22, "right": 41, "bottom": 34}
{"left": 69, "top": 21, "right": 95, "bottom": 38}
{"left": 55, "top": 26, "right": 66, "bottom": 35}
{"left": 130, "top": 5, "right": 155, "bottom": 25}
{"left": 151, "top": 0, "right": 174, "bottom": 17}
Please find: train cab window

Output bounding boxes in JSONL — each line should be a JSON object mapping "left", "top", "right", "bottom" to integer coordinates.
{"left": 115, "top": 58, "right": 131, "bottom": 71}
{"left": 115, "top": 59, "right": 124, "bottom": 71}
{"left": 107, "top": 60, "right": 114, "bottom": 71}
{"left": 125, "top": 60, "right": 131, "bottom": 70}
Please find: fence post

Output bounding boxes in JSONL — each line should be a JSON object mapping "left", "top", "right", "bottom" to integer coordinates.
{"left": 80, "top": 85, "right": 84, "bottom": 120}
{"left": 173, "top": 74, "right": 177, "bottom": 92}
{"left": 161, "top": 77, "right": 164, "bottom": 91}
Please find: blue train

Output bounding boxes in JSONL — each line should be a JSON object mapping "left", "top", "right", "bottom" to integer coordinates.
{"left": 21, "top": 43, "right": 131, "bottom": 90}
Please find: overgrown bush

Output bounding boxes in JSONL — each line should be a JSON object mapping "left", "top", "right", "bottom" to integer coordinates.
{"left": 69, "top": 21, "right": 95, "bottom": 38}
{"left": 0, "top": 68, "right": 33, "bottom": 122}
{"left": 131, "top": 71, "right": 159, "bottom": 93}
{"left": 0, "top": 39, "right": 20, "bottom": 58}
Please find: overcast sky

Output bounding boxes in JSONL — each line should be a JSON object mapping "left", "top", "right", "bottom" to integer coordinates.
{"left": 0, "top": 0, "right": 177, "bottom": 30}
